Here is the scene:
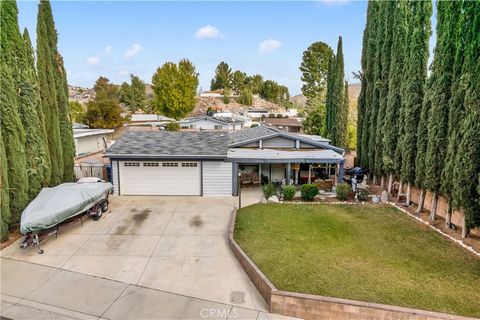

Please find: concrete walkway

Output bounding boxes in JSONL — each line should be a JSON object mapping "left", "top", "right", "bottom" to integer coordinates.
{"left": 1, "top": 196, "right": 297, "bottom": 319}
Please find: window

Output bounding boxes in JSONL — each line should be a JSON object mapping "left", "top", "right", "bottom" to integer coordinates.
{"left": 214, "top": 125, "right": 223, "bottom": 130}
{"left": 143, "top": 162, "right": 159, "bottom": 167}
{"left": 181, "top": 162, "right": 198, "bottom": 168}
{"left": 124, "top": 162, "right": 140, "bottom": 167}
{"left": 162, "top": 162, "right": 178, "bottom": 167}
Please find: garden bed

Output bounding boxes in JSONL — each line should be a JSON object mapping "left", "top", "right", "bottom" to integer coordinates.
{"left": 234, "top": 203, "right": 480, "bottom": 318}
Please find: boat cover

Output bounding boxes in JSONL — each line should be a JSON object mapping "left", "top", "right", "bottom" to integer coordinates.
{"left": 20, "top": 182, "right": 113, "bottom": 234}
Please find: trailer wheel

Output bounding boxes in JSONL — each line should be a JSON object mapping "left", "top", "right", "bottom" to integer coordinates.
{"left": 93, "top": 206, "right": 103, "bottom": 221}
{"left": 101, "top": 200, "right": 109, "bottom": 213}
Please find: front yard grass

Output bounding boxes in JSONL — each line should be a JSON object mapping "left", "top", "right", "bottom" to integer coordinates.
{"left": 234, "top": 204, "right": 480, "bottom": 318}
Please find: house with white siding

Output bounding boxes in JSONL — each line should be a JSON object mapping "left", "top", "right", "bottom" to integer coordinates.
{"left": 73, "top": 128, "right": 114, "bottom": 157}
{"left": 105, "top": 126, "right": 344, "bottom": 196}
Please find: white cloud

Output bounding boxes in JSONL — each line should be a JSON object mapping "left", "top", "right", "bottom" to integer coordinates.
{"left": 105, "top": 45, "right": 113, "bottom": 55}
{"left": 258, "top": 38, "right": 282, "bottom": 54}
{"left": 124, "top": 43, "right": 143, "bottom": 58}
{"left": 118, "top": 69, "right": 129, "bottom": 77}
{"left": 86, "top": 56, "right": 100, "bottom": 66}
{"left": 194, "top": 25, "right": 220, "bottom": 39}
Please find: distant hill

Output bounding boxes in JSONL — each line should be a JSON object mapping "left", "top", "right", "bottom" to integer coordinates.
{"left": 289, "top": 83, "right": 361, "bottom": 109}
{"left": 192, "top": 95, "right": 286, "bottom": 116}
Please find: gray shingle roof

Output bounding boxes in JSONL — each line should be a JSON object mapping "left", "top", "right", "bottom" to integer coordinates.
{"left": 105, "top": 131, "right": 228, "bottom": 159}
{"left": 228, "top": 126, "right": 278, "bottom": 144}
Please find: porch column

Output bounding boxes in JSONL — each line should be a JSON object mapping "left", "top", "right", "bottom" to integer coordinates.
{"left": 286, "top": 163, "right": 291, "bottom": 185}
{"left": 232, "top": 162, "right": 239, "bottom": 196}
{"left": 337, "top": 161, "right": 344, "bottom": 185}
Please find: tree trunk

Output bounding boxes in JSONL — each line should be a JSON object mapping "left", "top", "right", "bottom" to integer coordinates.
{"left": 372, "top": 175, "right": 377, "bottom": 185}
{"left": 415, "top": 189, "right": 425, "bottom": 214}
{"left": 445, "top": 201, "right": 452, "bottom": 228}
{"left": 396, "top": 181, "right": 403, "bottom": 202}
{"left": 405, "top": 183, "right": 411, "bottom": 206}
{"left": 429, "top": 191, "right": 438, "bottom": 221}
{"left": 461, "top": 216, "right": 468, "bottom": 238}
{"left": 387, "top": 174, "right": 393, "bottom": 194}
{"left": 380, "top": 176, "right": 385, "bottom": 190}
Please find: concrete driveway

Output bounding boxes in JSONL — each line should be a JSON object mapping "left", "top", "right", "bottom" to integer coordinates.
{"left": 1, "top": 196, "right": 295, "bottom": 319}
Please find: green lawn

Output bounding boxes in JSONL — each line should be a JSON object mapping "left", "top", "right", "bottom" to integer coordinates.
{"left": 234, "top": 204, "right": 480, "bottom": 318}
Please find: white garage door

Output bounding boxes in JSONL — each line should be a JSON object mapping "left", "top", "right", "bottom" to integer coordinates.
{"left": 202, "top": 161, "right": 232, "bottom": 195}
{"left": 119, "top": 161, "right": 201, "bottom": 195}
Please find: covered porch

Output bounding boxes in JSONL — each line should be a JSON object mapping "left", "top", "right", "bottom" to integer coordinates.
{"left": 228, "top": 148, "right": 344, "bottom": 196}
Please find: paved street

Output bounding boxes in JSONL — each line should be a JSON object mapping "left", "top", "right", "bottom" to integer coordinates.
{"left": 1, "top": 196, "right": 295, "bottom": 319}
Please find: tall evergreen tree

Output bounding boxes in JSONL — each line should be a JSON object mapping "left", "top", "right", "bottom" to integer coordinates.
{"left": 442, "top": 1, "right": 467, "bottom": 225}
{"left": 414, "top": 78, "right": 432, "bottom": 213}
{"left": 37, "top": 0, "right": 64, "bottom": 185}
{"left": 359, "top": 1, "right": 379, "bottom": 169}
{"left": 299, "top": 41, "right": 333, "bottom": 101}
{"left": 424, "top": 1, "right": 457, "bottom": 219}
{"left": 398, "top": 0, "right": 432, "bottom": 203}
{"left": 367, "top": 1, "right": 387, "bottom": 179}
{"left": 373, "top": 1, "right": 395, "bottom": 185}
{"left": 356, "top": 1, "right": 375, "bottom": 166}
{"left": 0, "top": 126, "right": 11, "bottom": 241}
{"left": 24, "top": 28, "right": 51, "bottom": 189}
{"left": 382, "top": 1, "right": 408, "bottom": 193}
{"left": 210, "top": 61, "right": 232, "bottom": 90}
{"left": 337, "top": 80, "right": 349, "bottom": 149}
{"left": 0, "top": 0, "right": 29, "bottom": 224}
{"left": 325, "top": 56, "right": 336, "bottom": 140}
{"left": 452, "top": 1, "right": 480, "bottom": 237}
{"left": 120, "top": 74, "right": 148, "bottom": 113}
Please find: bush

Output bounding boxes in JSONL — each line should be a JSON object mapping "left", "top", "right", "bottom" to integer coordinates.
{"left": 358, "top": 189, "right": 369, "bottom": 202}
{"left": 301, "top": 184, "right": 318, "bottom": 201}
{"left": 262, "top": 183, "right": 276, "bottom": 200}
{"left": 165, "top": 122, "right": 180, "bottom": 131}
{"left": 282, "top": 185, "right": 296, "bottom": 201}
{"left": 336, "top": 183, "right": 352, "bottom": 201}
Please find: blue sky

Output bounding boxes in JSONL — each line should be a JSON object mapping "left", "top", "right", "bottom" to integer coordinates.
{"left": 18, "top": 1, "right": 371, "bottom": 95}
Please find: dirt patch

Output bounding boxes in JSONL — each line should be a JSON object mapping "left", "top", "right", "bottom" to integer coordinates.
{"left": 130, "top": 208, "right": 138, "bottom": 212}
{"left": 0, "top": 229, "right": 21, "bottom": 250}
{"left": 189, "top": 215, "right": 203, "bottom": 228}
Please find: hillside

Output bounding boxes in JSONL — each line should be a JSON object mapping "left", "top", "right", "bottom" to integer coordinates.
{"left": 288, "top": 83, "right": 361, "bottom": 110}
{"left": 192, "top": 95, "right": 286, "bottom": 116}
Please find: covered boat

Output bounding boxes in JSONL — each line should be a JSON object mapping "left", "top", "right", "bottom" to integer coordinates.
{"left": 20, "top": 181, "right": 113, "bottom": 235}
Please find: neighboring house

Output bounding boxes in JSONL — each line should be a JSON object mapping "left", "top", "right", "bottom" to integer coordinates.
{"left": 246, "top": 109, "right": 269, "bottom": 119}
{"left": 126, "top": 113, "right": 174, "bottom": 127}
{"left": 199, "top": 90, "right": 223, "bottom": 98}
{"left": 179, "top": 116, "right": 244, "bottom": 131}
{"left": 74, "top": 128, "right": 114, "bottom": 157}
{"left": 104, "top": 126, "right": 344, "bottom": 196}
{"left": 263, "top": 117, "right": 303, "bottom": 133}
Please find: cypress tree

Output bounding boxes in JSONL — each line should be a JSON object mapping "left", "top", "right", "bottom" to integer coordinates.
{"left": 359, "top": 1, "right": 379, "bottom": 170}
{"left": 0, "top": 126, "right": 11, "bottom": 241}
{"left": 24, "top": 28, "right": 52, "bottom": 188}
{"left": 337, "top": 80, "right": 349, "bottom": 149}
{"left": 398, "top": 0, "right": 432, "bottom": 203}
{"left": 10, "top": 7, "right": 51, "bottom": 201}
{"left": 383, "top": 1, "right": 408, "bottom": 193}
{"left": 0, "top": 0, "right": 29, "bottom": 224}
{"left": 334, "top": 37, "right": 347, "bottom": 149}
{"left": 452, "top": 1, "right": 480, "bottom": 237}
{"left": 414, "top": 78, "right": 432, "bottom": 213}
{"left": 37, "top": 0, "right": 64, "bottom": 185}
{"left": 373, "top": 1, "right": 395, "bottom": 186}
{"left": 424, "top": 1, "right": 457, "bottom": 219}
{"left": 325, "top": 55, "right": 336, "bottom": 141}
{"left": 441, "top": 1, "right": 466, "bottom": 225}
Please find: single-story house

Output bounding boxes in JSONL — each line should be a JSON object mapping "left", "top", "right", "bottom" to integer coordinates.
{"left": 74, "top": 128, "right": 114, "bottom": 157}
{"left": 246, "top": 109, "right": 269, "bottom": 119}
{"left": 125, "top": 113, "right": 174, "bottom": 127}
{"left": 263, "top": 117, "right": 303, "bottom": 133}
{"left": 179, "top": 116, "right": 244, "bottom": 131}
{"left": 104, "top": 126, "right": 344, "bottom": 196}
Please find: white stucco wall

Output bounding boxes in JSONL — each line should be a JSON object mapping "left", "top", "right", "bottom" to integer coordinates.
{"left": 75, "top": 134, "right": 108, "bottom": 156}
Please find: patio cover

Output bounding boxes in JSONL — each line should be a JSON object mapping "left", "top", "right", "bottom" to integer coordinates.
{"left": 226, "top": 148, "right": 344, "bottom": 164}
